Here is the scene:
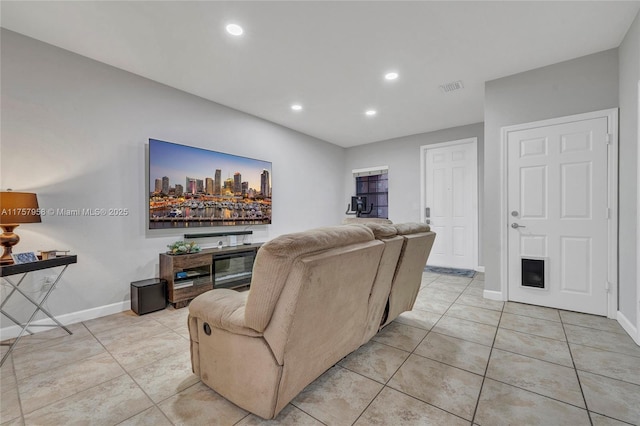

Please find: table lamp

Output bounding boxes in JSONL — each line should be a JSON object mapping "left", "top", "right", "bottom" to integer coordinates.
{"left": 0, "top": 191, "right": 41, "bottom": 262}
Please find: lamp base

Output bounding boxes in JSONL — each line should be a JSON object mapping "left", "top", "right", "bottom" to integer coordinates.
{"left": 0, "top": 224, "right": 20, "bottom": 262}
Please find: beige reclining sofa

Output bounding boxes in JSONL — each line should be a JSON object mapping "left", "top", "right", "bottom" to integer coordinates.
{"left": 188, "top": 222, "right": 435, "bottom": 419}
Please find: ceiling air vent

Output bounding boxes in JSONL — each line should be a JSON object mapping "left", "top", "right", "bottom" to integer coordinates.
{"left": 439, "top": 80, "right": 464, "bottom": 93}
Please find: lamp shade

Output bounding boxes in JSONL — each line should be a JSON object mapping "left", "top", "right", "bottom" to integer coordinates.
{"left": 0, "top": 192, "right": 41, "bottom": 224}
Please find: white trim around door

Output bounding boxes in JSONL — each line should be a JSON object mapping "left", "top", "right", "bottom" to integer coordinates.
{"left": 420, "top": 137, "right": 479, "bottom": 271}
{"left": 636, "top": 80, "right": 640, "bottom": 344}
{"left": 499, "top": 109, "right": 619, "bottom": 319}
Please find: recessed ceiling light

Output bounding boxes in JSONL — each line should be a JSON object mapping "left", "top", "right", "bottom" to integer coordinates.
{"left": 291, "top": 104, "right": 303, "bottom": 111}
{"left": 384, "top": 72, "right": 399, "bottom": 81}
{"left": 365, "top": 110, "right": 377, "bottom": 116}
{"left": 226, "top": 23, "right": 244, "bottom": 36}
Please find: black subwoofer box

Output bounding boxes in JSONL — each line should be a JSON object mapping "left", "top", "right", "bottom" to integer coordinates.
{"left": 131, "top": 278, "right": 166, "bottom": 315}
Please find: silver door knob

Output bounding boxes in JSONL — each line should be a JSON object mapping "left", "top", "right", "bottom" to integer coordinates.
{"left": 511, "top": 223, "right": 526, "bottom": 229}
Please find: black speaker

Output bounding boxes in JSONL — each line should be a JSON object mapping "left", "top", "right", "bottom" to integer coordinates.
{"left": 131, "top": 278, "right": 166, "bottom": 315}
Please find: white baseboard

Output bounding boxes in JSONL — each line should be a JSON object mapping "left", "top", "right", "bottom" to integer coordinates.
{"left": 475, "top": 266, "right": 485, "bottom": 273}
{"left": 0, "top": 300, "right": 130, "bottom": 341}
{"left": 483, "top": 289, "right": 504, "bottom": 301}
{"left": 616, "top": 310, "right": 639, "bottom": 346}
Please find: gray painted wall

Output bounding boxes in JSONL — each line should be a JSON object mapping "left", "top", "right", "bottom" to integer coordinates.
{"left": 483, "top": 49, "right": 619, "bottom": 294}
{"left": 0, "top": 30, "right": 345, "bottom": 327}
{"left": 618, "top": 11, "right": 639, "bottom": 327}
{"left": 343, "top": 123, "right": 485, "bottom": 265}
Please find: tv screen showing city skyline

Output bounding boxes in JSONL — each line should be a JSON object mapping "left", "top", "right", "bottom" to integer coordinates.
{"left": 148, "top": 138, "right": 272, "bottom": 229}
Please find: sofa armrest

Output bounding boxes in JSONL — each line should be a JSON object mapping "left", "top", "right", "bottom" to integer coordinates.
{"left": 189, "top": 289, "right": 262, "bottom": 337}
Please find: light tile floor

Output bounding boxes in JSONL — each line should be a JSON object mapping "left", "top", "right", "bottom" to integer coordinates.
{"left": 1, "top": 272, "right": 639, "bottom": 425}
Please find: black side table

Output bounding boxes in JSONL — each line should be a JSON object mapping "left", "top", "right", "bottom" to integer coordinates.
{"left": 0, "top": 255, "right": 77, "bottom": 366}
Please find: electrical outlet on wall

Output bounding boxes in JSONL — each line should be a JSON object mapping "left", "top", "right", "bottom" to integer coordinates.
{"left": 41, "top": 275, "right": 57, "bottom": 291}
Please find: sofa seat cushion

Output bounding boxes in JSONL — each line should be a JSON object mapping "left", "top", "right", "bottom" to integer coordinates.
{"left": 189, "top": 289, "right": 261, "bottom": 337}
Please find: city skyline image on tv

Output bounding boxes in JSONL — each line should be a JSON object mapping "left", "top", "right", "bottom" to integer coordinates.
{"left": 148, "top": 138, "right": 272, "bottom": 229}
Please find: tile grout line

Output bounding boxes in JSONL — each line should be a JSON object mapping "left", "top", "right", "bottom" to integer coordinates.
{"left": 427, "top": 275, "right": 488, "bottom": 424}
{"left": 341, "top": 318, "right": 431, "bottom": 425}
{"left": 7, "top": 344, "right": 26, "bottom": 425}
{"left": 284, "top": 403, "right": 329, "bottom": 426}
{"left": 381, "top": 275, "right": 480, "bottom": 424}
{"left": 347, "top": 367, "right": 386, "bottom": 426}
{"left": 12, "top": 321, "right": 99, "bottom": 422}
{"left": 491, "top": 305, "right": 637, "bottom": 424}
{"left": 373, "top": 325, "right": 473, "bottom": 422}
{"left": 559, "top": 313, "right": 594, "bottom": 426}
{"left": 571, "top": 365, "right": 640, "bottom": 388}
{"left": 78, "top": 317, "right": 180, "bottom": 425}
{"left": 561, "top": 313, "right": 640, "bottom": 424}
{"left": 491, "top": 306, "right": 610, "bottom": 411}
{"left": 346, "top": 274, "right": 475, "bottom": 425}
{"left": 483, "top": 304, "right": 635, "bottom": 424}
{"left": 555, "top": 314, "right": 640, "bottom": 425}
{"left": 421, "top": 276, "right": 486, "bottom": 424}
{"left": 107, "top": 316, "right": 191, "bottom": 426}
{"left": 461, "top": 290, "right": 616, "bottom": 422}
{"left": 469, "top": 298, "right": 505, "bottom": 425}
{"left": 83, "top": 320, "right": 162, "bottom": 425}
{"left": 561, "top": 323, "right": 640, "bottom": 359}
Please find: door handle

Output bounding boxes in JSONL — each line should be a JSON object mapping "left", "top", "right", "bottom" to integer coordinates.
{"left": 511, "top": 223, "right": 526, "bottom": 229}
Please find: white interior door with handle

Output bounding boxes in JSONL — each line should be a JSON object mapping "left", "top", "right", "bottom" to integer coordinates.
{"left": 423, "top": 138, "right": 477, "bottom": 269}
{"left": 507, "top": 116, "right": 610, "bottom": 315}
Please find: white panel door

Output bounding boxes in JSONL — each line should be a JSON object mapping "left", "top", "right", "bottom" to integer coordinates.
{"left": 424, "top": 140, "right": 477, "bottom": 269}
{"left": 507, "top": 117, "right": 609, "bottom": 315}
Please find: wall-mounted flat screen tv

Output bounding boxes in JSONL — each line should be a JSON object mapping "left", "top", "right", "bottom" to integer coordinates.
{"left": 148, "top": 139, "right": 272, "bottom": 229}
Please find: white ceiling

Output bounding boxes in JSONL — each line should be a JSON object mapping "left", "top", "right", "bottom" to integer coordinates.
{"left": 2, "top": 1, "right": 639, "bottom": 147}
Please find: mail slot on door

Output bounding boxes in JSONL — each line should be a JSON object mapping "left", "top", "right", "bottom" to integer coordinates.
{"left": 522, "top": 258, "right": 545, "bottom": 289}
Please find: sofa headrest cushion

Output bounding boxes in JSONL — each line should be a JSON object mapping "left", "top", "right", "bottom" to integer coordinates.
{"left": 394, "top": 222, "right": 431, "bottom": 235}
{"left": 262, "top": 225, "right": 374, "bottom": 257}
{"left": 361, "top": 222, "right": 398, "bottom": 239}
{"left": 245, "top": 225, "right": 375, "bottom": 332}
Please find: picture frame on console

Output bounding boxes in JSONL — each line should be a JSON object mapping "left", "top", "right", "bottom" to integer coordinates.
{"left": 11, "top": 251, "right": 38, "bottom": 264}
